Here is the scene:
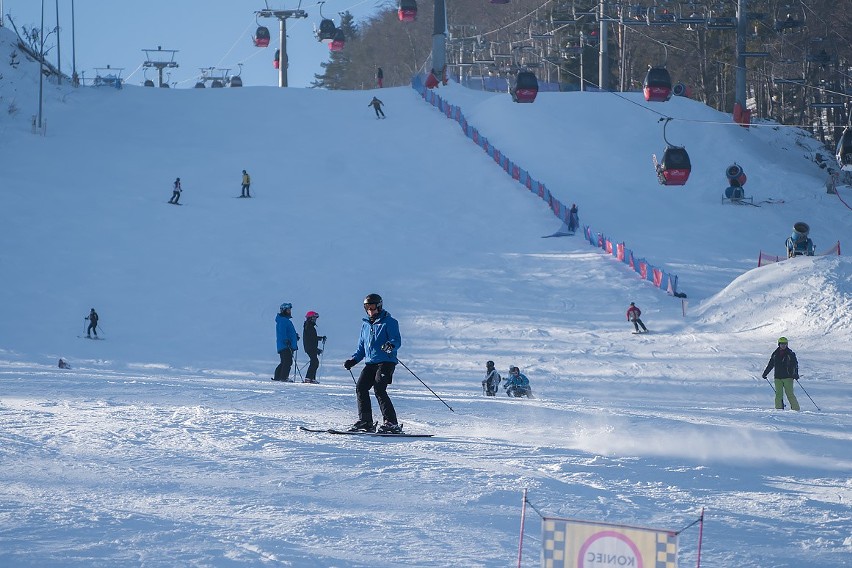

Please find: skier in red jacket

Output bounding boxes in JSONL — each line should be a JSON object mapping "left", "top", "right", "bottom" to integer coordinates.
{"left": 626, "top": 302, "right": 648, "bottom": 333}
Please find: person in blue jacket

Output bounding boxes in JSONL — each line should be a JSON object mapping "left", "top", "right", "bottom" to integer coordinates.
{"left": 504, "top": 365, "right": 532, "bottom": 397}
{"left": 344, "top": 293, "right": 403, "bottom": 433}
{"left": 273, "top": 302, "right": 299, "bottom": 382}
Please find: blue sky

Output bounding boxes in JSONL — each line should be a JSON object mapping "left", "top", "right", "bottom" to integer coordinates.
{"left": 2, "top": 0, "right": 386, "bottom": 87}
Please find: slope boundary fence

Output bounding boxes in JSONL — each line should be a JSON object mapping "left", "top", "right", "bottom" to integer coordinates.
{"left": 411, "top": 75, "right": 682, "bottom": 297}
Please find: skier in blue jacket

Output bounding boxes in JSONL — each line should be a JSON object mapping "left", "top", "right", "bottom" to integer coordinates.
{"left": 273, "top": 302, "right": 299, "bottom": 381}
{"left": 344, "top": 293, "right": 403, "bottom": 433}
{"left": 504, "top": 366, "right": 532, "bottom": 397}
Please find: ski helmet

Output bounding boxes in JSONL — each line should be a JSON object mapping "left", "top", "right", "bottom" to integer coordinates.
{"left": 778, "top": 336, "right": 788, "bottom": 344}
{"left": 280, "top": 302, "right": 292, "bottom": 311}
{"left": 486, "top": 360, "right": 495, "bottom": 368}
{"left": 305, "top": 310, "right": 319, "bottom": 319}
{"left": 363, "top": 293, "right": 383, "bottom": 311}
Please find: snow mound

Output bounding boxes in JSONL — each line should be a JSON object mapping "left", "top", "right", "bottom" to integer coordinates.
{"left": 694, "top": 256, "right": 852, "bottom": 340}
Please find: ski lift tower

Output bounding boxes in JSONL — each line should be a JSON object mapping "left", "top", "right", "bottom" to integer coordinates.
{"left": 142, "top": 46, "right": 179, "bottom": 88}
{"left": 257, "top": 3, "right": 307, "bottom": 87}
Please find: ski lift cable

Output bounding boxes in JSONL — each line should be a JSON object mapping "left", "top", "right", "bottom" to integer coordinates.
{"left": 216, "top": 19, "right": 257, "bottom": 68}
{"left": 623, "top": 18, "right": 852, "bottom": 105}
{"left": 122, "top": 62, "right": 144, "bottom": 82}
{"left": 452, "top": 0, "right": 558, "bottom": 43}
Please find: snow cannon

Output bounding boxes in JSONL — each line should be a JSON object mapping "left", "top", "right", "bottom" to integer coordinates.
{"left": 792, "top": 222, "right": 810, "bottom": 240}
{"left": 726, "top": 163, "right": 747, "bottom": 187}
{"left": 786, "top": 221, "right": 815, "bottom": 257}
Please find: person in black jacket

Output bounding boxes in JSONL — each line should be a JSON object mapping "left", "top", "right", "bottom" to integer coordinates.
{"left": 762, "top": 337, "right": 800, "bottom": 410}
{"left": 85, "top": 308, "right": 99, "bottom": 338}
{"left": 302, "top": 311, "right": 326, "bottom": 383}
{"left": 368, "top": 96, "right": 385, "bottom": 118}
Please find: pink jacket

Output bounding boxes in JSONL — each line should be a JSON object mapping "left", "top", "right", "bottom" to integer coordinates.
{"left": 626, "top": 306, "right": 641, "bottom": 321}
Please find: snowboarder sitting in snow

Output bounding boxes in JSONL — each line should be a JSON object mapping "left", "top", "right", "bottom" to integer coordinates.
{"left": 482, "top": 360, "right": 501, "bottom": 396}
{"left": 368, "top": 96, "right": 385, "bottom": 119}
{"left": 627, "top": 302, "right": 648, "bottom": 333}
{"left": 504, "top": 366, "right": 532, "bottom": 398}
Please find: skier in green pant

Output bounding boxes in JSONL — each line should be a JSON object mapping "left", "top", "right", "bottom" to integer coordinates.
{"left": 762, "top": 337, "right": 800, "bottom": 411}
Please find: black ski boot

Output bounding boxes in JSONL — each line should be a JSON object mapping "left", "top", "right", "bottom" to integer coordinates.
{"left": 348, "top": 420, "right": 376, "bottom": 433}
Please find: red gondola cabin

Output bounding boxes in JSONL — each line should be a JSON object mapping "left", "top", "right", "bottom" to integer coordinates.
{"left": 330, "top": 29, "right": 345, "bottom": 51}
{"left": 398, "top": 0, "right": 417, "bottom": 22}
{"left": 643, "top": 66, "right": 672, "bottom": 102}
{"left": 657, "top": 146, "right": 691, "bottom": 185}
{"left": 253, "top": 26, "right": 270, "bottom": 48}
{"left": 512, "top": 71, "right": 539, "bottom": 103}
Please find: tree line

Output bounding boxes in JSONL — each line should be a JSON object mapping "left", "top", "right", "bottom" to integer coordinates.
{"left": 312, "top": 0, "right": 851, "bottom": 144}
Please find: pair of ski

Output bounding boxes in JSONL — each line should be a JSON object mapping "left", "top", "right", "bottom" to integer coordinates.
{"left": 299, "top": 425, "right": 432, "bottom": 438}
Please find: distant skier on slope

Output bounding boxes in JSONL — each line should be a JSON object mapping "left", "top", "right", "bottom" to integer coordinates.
{"left": 240, "top": 170, "right": 251, "bottom": 198}
{"left": 168, "top": 177, "right": 182, "bottom": 204}
{"left": 627, "top": 302, "right": 648, "bottom": 333}
{"left": 567, "top": 203, "right": 579, "bottom": 234}
{"left": 368, "top": 96, "right": 385, "bottom": 119}
{"left": 85, "top": 308, "right": 99, "bottom": 338}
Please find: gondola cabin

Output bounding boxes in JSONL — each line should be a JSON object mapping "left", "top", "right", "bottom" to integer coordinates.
{"left": 398, "top": 0, "right": 417, "bottom": 22}
{"left": 229, "top": 76, "right": 243, "bottom": 87}
{"left": 273, "top": 49, "right": 280, "bottom": 69}
{"left": 643, "top": 66, "right": 672, "bottom": 102}
{"left": 318, "top": 19, "right": 337, "bottom": 43}
{"left": 143, "top": 79, "right": 155, "bottom": 87}
{"left": 194, "top": 81, "right": 206, "bottom": 88}
{"left": 837, "top": 127, "right": 852, "bottom": 172}
{"left": 512, "top": 71, "right": 539, "bottom": 103}
{"left": 657, "top": 146, "right": 691, "bottom": 185}
{"left": 253, "top": 26, "right": 271, "bottom": 48}
{"left": 330, "top": 29, "right": 345, "bottom": 52}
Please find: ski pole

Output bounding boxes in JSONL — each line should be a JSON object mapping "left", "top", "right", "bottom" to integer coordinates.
{"left": 348, "top": 368, "right": 358, "bottom": 386}
{"left": 397, "top": 358, "right": 454, "bottom": 412}
{"left": 293, "top": 350, "right": 303, "bottom": 382}
{"left": 759, "top": 375, "right": 784, "bottom": 409}
{"left": 796, "top": 379, "right": 821, "bottom": 411}
{"left": 317, "top": 337, "right": 326, "bottom": 382}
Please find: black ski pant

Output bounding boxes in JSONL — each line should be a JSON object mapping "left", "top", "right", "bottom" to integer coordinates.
{"left": 274, "top": 349, "right": 293, "bottom": 381}
{"left": 87, "top": 322, "right": 97, "bottom": 337}
{"left": 355, "top": 362, "right": 397, "bottom": 424}
{"left": 373, "top": 107, "right": 385, "bottom": 118}
{"left": 241, "top": 183, "right": 250, "bottom": 197}
{"left": 169, "top": 190, "right": 180, "bottom": 204}
{"left": 305, "top": 350, "right": 320, "bottom": 380}
{"left": 632, "top": 318, "right": 647, "bottom": 332}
